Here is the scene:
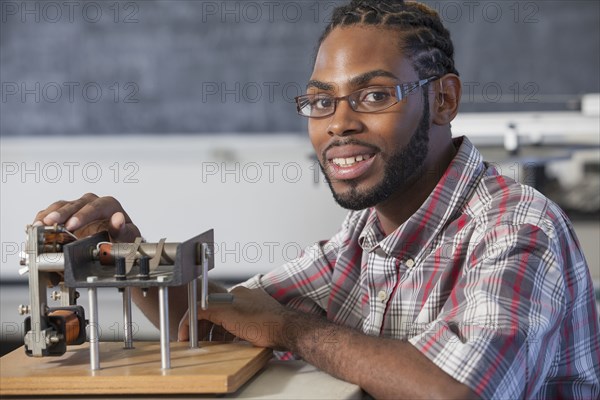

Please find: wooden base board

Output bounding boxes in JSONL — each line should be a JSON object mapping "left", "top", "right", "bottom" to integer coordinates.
{"left": 0, "top": 342, "right": 271, "bottom": 396}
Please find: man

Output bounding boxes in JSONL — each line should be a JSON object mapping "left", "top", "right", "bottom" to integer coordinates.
{"left": 34, "top": 1, "right": 599, "bottom": 398}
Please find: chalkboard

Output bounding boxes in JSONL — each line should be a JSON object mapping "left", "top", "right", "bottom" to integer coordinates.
{"left": 1, "top": 0, "right": 598, "bottom": 136}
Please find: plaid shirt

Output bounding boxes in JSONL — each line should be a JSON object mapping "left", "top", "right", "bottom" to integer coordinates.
{"left": 243, "top": 136, "right": 600, "bottom": 399}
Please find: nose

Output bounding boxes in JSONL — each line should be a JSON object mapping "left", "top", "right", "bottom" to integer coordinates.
{"left": 326, "top": 99, "right": 365, "bottom": 137}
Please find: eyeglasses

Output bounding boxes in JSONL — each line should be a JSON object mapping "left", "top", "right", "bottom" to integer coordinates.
{"left": 294, "top": 76, "right": 438, "bottom": 118}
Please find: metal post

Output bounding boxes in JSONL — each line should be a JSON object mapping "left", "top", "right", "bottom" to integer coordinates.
{"left": 201, "top": 243, "right": 208, "bottom": 310}
{"left": 87, "top": 276, "right": 100, "bottom": 371}
{"left": 187, "top": 279, "right": 198, "bottom": 348}
{"left": 158, "top": 276, "right": 170, "bottom": 369}
{"left": 122, "top": 287, "right": 134, "bottom": 349}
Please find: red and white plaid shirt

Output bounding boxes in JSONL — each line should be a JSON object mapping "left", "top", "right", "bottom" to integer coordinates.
{"left": 243, "top": 136, "right": 600, "bottom": 399}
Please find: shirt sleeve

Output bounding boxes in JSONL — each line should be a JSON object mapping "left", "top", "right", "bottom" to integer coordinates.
{"left": 409, "top": 223, "right": 569, "bottom": 399}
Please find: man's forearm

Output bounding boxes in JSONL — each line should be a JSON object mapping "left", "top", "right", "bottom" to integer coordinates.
{"left": 278, "top": 310, "right": 479, "bottom": 400}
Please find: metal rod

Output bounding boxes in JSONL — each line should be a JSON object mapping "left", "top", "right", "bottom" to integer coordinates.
{"left": 201, "top": 243, "right": 208, "bottom": 310}
{"left": 158, "top": 276, "right": 170, "bottom": 369}
{"left": 95, "top": 243, "right": 179, "bottom": 265}
{"left": 87, "top": 276, "right": 100, "bottom": 371}
{"left": 187, "top": 279, "right": 198, "bottom": 348}
{"left": 36, "top": 253, "right": 65, "bottom": 271}
{"left": 122, "top": 287, "right": 134, "bottom": 349}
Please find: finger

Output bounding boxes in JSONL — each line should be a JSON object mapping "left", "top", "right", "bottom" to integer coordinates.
{"left": 33, "top": 200, "right": 68, "bottom": 225}
{"left": 110, "top": 212, "right": 126, "bottom": 233}
{"left": 107, "top": 212, "right": 140, "bottom": 242}
{"left": 178, "top": 310, "right": 190, "bottom": 342}
{"left": 41, "top": 193, "right": 99, "bottom": 227}
{"left": 65, "top": 196, "right": 131, "bottom": 231}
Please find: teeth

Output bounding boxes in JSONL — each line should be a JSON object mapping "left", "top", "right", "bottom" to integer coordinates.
{"left": 332, "top": 154, "right": 371, "bottom": 167}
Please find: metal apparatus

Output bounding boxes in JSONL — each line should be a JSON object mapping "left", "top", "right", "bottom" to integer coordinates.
{"left": 18, "top": 224, "right": 224, "bottom": 370}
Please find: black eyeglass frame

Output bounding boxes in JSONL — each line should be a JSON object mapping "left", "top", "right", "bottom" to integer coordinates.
{"left": 294, "top": 76, "right": 439, "bottom": 118}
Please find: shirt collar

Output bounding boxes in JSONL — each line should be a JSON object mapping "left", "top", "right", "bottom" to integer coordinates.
{"left": 358, "top": 136, "right": 486, "bottom": 261}
{"left": 358, "top": 208, "right": 384, "bottom": 252}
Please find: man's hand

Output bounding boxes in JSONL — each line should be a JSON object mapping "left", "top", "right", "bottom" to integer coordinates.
{"left": 178, "top": 286, "right": 287, "bottom": 348}
{"left": 33, "top": 192, "right": 140, "bottom": 242}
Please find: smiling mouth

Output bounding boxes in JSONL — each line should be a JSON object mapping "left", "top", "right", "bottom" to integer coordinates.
{"left": 330, "top": 153, "right": 373, "bottom": 167}
{"left": 325, "top": 152, "right": 378, "bottom": 182}
{"left": 322, "top": 140, "right": 380, "bottom": 181}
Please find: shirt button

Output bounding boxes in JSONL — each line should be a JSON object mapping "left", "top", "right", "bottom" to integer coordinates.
{"left": 406, "top": 259, "right": 415, "bottom": 268}
{"left": 377, "top": 290, "right": 388, "bottom": 302}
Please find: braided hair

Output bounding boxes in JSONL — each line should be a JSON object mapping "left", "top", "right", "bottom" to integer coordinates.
{"left": 317, "top": 0, "right": 459, "bottom": 80}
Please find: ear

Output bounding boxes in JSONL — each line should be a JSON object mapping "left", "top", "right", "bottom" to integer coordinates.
{"left": 431, "top": 74, "right": 461, "bottom": 126}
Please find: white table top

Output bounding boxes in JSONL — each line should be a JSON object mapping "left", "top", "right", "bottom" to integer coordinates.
{"left": 220, "top": 360, "right": 363, "bottom": 400}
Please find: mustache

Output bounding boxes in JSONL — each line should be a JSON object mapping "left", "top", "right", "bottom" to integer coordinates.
{"left": 321, "top": 138, "right": 381, "bottom": 161}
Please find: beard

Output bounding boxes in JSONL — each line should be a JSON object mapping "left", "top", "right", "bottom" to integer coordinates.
{"left": 320, "top": 91, "right": 430, "bottom": 211}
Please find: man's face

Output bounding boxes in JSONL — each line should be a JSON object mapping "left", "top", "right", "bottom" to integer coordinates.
{"left": 308, "top": 26, "right": 432, "bottom": 210}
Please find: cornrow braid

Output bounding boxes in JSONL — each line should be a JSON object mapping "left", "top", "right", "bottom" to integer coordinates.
{"left": 317, "top": 0, "right": 459, "bottom": 79}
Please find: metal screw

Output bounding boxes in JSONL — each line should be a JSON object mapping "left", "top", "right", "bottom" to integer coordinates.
{"left": 51, "top": 291, "right": 61, "bottom": 301}
{"left": 47, "top": 334, "right": 62, "bottom": 345}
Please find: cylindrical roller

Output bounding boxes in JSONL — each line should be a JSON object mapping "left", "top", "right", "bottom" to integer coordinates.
{"left": 97, "top": 243, "right": 179, "bottom": 266}
{"left": 36, "top": 253, "right": 65, "bottom": 272}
